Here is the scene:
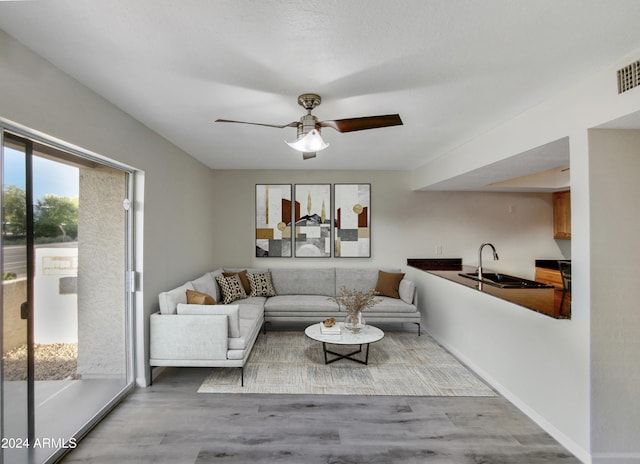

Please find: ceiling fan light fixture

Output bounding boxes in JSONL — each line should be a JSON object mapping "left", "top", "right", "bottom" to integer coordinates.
{"left": 285, "top": 129, "right": 329, "bottom": 153}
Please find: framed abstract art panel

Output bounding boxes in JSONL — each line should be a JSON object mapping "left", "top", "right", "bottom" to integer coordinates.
{"left": 294, "top": 184, "right": 331, "bottom": 257}
{"left": 334, "top": 183, "right": 371, "bottom": 258}
{"left": 255, "top": 184, "right": 292, "bottom": 257}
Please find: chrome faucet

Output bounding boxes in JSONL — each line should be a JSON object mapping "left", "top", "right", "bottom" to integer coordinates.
{"left": 478, "top": 243, "right": 499, "bottom": 280}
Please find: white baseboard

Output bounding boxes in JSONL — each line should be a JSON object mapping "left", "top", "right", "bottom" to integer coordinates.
{"left": 590, "top": 453, "right": 640, "bottom": 464}
{"left": 432, "top": 335, "right": 592, "bottom": 464}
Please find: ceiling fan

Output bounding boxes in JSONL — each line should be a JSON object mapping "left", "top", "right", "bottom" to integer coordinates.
{"left": 216, "top": 93, "right": 403, "bottom": 160}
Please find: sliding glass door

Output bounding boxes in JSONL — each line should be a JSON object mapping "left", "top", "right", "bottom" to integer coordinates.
{"left": 1, "top": 130, "right": 135, "bottom": 463}
{"left": 1, "top": 132, "right": 30, "bottom": 463}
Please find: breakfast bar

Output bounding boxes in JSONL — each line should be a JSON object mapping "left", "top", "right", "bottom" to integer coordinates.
{"left": 408, "top": 259, "right": 571, "bottom": 319}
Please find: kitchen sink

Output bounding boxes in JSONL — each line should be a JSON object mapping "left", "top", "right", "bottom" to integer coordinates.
{"left": 459, "top": 272, "right": 554, "bottom": 289}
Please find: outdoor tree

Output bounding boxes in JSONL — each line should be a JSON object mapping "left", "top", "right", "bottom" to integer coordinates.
{"left": 1, "top": 187, "right": 77, "bottom": 241}
{"left": 34, "top": 194, "right": 78, "bottom": 240}
{"left": 2, "top": 185, "right": 27, "bottom": 237}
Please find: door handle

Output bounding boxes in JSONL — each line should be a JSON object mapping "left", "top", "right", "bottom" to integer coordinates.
{"left": 20, "top": 301, "right": 29, "bottom": 320}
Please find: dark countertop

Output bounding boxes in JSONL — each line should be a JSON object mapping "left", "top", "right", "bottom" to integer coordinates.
{"left": 408, "top": 260, "right": 571, "bottom": 319}
{"left": 535, "top": 259, "right": 571, "bottom": 271}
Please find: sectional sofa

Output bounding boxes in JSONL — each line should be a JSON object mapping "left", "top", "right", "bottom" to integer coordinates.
{"left": 150, "top": 267, "right": 421, "bottom": 385}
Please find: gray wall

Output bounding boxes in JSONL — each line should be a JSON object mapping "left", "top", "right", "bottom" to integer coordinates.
{"left": 210, "top": 169, "right": 564, "bottom": 277}
{"left": 0, "top": 30, "right": 217, "bottom": 386}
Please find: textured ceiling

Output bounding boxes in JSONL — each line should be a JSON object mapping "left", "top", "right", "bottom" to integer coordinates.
{"left": 1, "top": 0, "right": 640, "bottom": 172}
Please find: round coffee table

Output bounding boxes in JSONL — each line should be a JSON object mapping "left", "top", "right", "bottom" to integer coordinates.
{"left": 304, "top": 322, "right": 384, "bottom": 365}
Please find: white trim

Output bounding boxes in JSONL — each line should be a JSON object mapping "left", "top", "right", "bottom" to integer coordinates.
{"left": 0, "top": 115, "right": 136, "bottom": 173}
{"left": 591, "top": 454, "right": 640, "bottom": 464}
{"left": 432, "top": 333, "right": 592, "bottom": 464}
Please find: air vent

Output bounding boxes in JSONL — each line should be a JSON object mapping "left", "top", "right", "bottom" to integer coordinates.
{"left": 617, "top": 60, "right": 640, "bottom": 94}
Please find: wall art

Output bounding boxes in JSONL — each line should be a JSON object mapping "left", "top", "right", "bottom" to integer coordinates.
{"left": 294, "top": 184, "right": 331, "bottom": 257}
{"left": 255, "top": 184, "right": 292, "bottom": 257}
{"left": 334, "top": 183, "right": 371, "bottom": 258}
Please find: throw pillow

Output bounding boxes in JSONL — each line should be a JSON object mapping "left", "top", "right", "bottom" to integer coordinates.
{"left": 398, "top": 279, "right": 415, "bottom": 304}
{"left": 247, "top": 272, "right": 277, "bottom": 297}
{"left": 222, "top": 269, "right": 251, "bottom": 294}
{"left": 158, "top": 282, "right": 194, "bottom": 314}
{"left": 375, "top": 270, "right": 405, "bottom": 299}
{"left": 186, "top": 289, "right": 217, "bottom": 305}
{"left": 190, "top": 273, "right": 218, "bottom": 300}
{"left": 215, "top": 274, "right": 247, "bottom": 304}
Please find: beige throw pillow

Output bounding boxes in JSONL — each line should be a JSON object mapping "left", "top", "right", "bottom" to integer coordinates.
{"left": 186, "top": 289, "right": 217, "bottom": 305}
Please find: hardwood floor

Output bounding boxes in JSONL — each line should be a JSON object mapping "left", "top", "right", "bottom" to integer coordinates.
{"left": 59, "top": 367, "right": 581, "bottom": 464}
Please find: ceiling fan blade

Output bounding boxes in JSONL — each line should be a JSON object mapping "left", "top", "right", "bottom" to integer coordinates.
{"left": 302, "top": 152, "right": 316, "bottom": 160}
{"left": 319, "top": 114, "right": 402, "bottom": 133}
{"left": 215, "top": 119, "right": 299, "bottom": 129}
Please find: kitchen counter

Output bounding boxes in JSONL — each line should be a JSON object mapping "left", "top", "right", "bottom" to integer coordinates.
{"left": 408, "top": 259, "right": 571, "bottom": 319}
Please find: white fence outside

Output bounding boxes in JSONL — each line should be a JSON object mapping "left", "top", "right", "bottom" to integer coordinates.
{"left": 34, "top": 247, "right": 78, "bottom": 344}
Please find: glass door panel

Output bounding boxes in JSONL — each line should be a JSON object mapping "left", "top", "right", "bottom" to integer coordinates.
{"left": 33, "top": 155, "right": 130, "bottom": 463}
{"left": 2, "top": 134, "right": 30, "bottom": 464}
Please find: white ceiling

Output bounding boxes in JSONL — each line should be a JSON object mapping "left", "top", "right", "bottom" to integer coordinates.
{"left": 1, "top": 0, "right": 640, "bottom": 173}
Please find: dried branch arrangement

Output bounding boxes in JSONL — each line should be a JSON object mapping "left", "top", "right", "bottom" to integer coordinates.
{"left": 330, "top": 287, "right": 382, "bottom": 314}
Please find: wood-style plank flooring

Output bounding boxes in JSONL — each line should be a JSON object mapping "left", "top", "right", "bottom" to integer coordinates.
{"left": 59, "top": 367, "right": 581, "bottom": 464}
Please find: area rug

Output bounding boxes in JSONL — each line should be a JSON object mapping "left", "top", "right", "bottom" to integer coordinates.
{"left": 198, "top": 331, "right": 495, "bottom": 396}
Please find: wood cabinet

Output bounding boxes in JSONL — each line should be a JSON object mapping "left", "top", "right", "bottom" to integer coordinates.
{"left": 535, "top": 267, "right": 563, "bottom": 288}
{"left": 553, "top": 190, "right": 571, "bottom": 239}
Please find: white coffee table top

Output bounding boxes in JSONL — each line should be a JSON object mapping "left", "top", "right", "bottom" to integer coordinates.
{"left": 305, "top": 322, "right": 384, "bottom": 345}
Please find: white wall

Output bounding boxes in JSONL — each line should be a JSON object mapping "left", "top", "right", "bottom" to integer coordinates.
{"left": 410, "top": 264, "right": 589, "bottom": 461}
{"left": 209, "top": 169, "right": 563, "bottom": 277}
{"left": 408, "top": 268, "right": 590, "bottom": 462}
{"left": 408, "top": 45, "right": 640, "bottom": 463}
{"left": 0, "top": 30, "right": 217, "bottom": 386}
{"left": 588, "top": 129, "right": 640, "bottom": 463}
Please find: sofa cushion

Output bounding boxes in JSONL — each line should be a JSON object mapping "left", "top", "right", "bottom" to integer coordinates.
{"left": 366, "top": 296, "right": 417, "bottom": 313}
{"left": 176, "top": 303, "right": 240, "bottom": 338}
{"left": 159, "top": 282, "right": 195, "bottom": 314}
{"left": 223, "top": 269, "right": 251, "bottom": 294}
{"left": 270, "top": 268, "right": 336, "bottom": 296}
{"left": 238, "top": 304, "right": 263, "bottom": 321}
{"left": 335, "top": 268, "right": 402, "bottom": 293}
{"left": 186, "top": 289, "right": 217, "bottom": 305}
{"left": 236, "top": 296, "right": 267, "bottom": 307}
{"left": 375, "top": 270, "right": 405, "bottom": 299}
{"left": 247, "top": 271, "right": 277, "bottom": 297}
{"left": 190, "top": 273, "right": 218, "bottom": 300}
{"left": 216, "top": 274, "right": 248, "bottom": 304}
{"left": 208, "top": 269, "right": 224, "bottom": 302}
{"left": 398, "top": 279, "right": 415, "bottom": 304}
{"left": 228, "top": 318, "right": 256, "bottom": 350}
{"left": 264, "top": 295, "right": 339, "bottom": 313}
{"left": 224, "top": 268, "right": 268, "bottom": 274}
